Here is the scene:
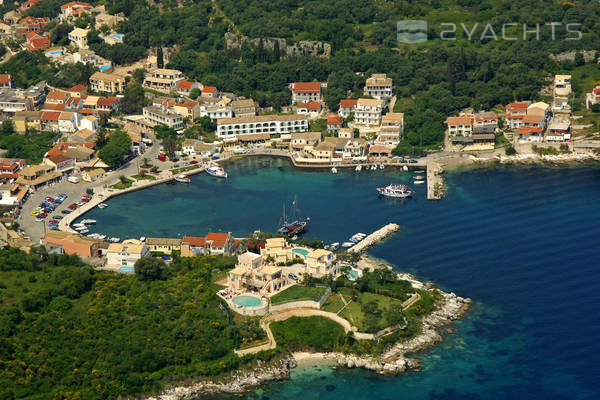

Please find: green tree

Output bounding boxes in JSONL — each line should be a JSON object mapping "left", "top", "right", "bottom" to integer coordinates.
{"left": 132, "top": 68, "right": 146, "bottom": 84}
{"left": 157, "top": 47, "right": 164, "bottom": 68}
{"left": 505, "top": 145, "right": 517, "bottom": 156}
{"left": 189, "top": 88, "right": 201, "bottom": 99}
{"left": 0, "top": 120, "right": 15, "bottom": 136}
{"left": 162, "top": 136, "right": 177, "bottom": 160}
{"left": 120, "top": 84, "right": 145, "bottom": 114}
{"left": 134, "top": 257, "right": 167, "bottom": 280}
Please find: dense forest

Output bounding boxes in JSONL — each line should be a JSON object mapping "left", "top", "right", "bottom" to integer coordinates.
{"left": 0, "top": 248, "right": 270, "bottom": 399}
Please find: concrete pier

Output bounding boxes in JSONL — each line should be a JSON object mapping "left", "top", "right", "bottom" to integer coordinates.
{"left": 427, "top": 161, "right": 445, "bottom": 200}
{"left": 348, "top": 223, "right": 400, "bottom": 253}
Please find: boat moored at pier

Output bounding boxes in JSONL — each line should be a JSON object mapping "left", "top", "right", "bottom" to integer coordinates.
{"left": 376, "top": 184, "right": 414, "bottom": 198}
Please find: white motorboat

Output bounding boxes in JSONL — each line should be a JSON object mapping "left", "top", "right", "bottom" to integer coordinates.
{"left": 355, "top": 165, "right": 362, "bottom": 172}
{"left": 81, "top": 219, "right": 96, "bottom": 224}
{"left": 97, "top": 234, "right": 107, "bottom": 240}
{"left": 379, "top": 164, "right": 385, "bottom": 169}
{"left": 371, "top": 165, "right": 377, "bottom": 170}
{"left": 341, "top": 242, "right": 354, "bottom": 248}
{"left": 376, "top": 184, "right": 414, "bottom": 198}
{"left": 330, "top": 242, "right": 340, "bottom": 250}
{"left": 414, "top": 180, "right": 425, "bottom": 184}
{"left": 206, "top": 166, "right": 227, "bottom": 178}
{"left": 109, "top": 237, "right": 121, "bottom": 243}
{"left": 415, "top": 170, "right": 425, "bottom": 174}
{"left": 403, "top": 166, "right": 408, "bottom": 171}
{"left": 78, "top": 228, "right": 89, "bottom": 234}
{"left": 414, "top": 175, "right": 424, "bottom": 180}
{"left": 98, "top": 203, "right": 108, "bottom": 209}
{"left": 72, "top": 223, "right": 86, "bottom": 228}
{"left": 331, "top": 167, "right": 338, "bottom": 174}
{"left": 175, "top": 174, "right": 191, "bottom": 183}
{"left": 74, "top": 225, "right": 88, "bottom": 231}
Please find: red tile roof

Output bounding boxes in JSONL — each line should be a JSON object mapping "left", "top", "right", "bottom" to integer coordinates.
{"left": 97, "top": 97, "right": 118, "bottom": 107}
{"left": 180, "top": 101, "right": 199, "bottom": 109}
{"left": 182, "top": 236, "right": 206, "bottom": 247}
{"left": 327, "top": 113, "right": 343, "bottom": 125}
{"left": 297, "top": 101, "right": 321, "bottom": 111}
{"left": 25, "top": 35, "right": 50, "bottom": 51}
{"left": 593, "top": 87, "right": 600, "bottom": 95}
{"left": 176, "top": 81, "right": 195, "bottom": 90}
{"left": 47, "top": 91, "right": 68, "bottom": 101}
{"left": 202, "top": 86, "right": 216, "bottom": 93}
{"left": 60, "top": 1, "right": 92, "bottom": 10}
{"left": 42, "top": 103, "right": 66, "bottom": 111}
{"left": 292, "top": 82, "right": 322, "bottom": 93}
{"left": 41, "top": 111, "right": 61, "bottom": 121}
{"left": 69, "top": 84, "right": 87, "bottom": 92}
{"left": 522, "top": 115, "right": 543, "bottom": 124}
{"left": 47, "top": 153, "right": 72, "bottom": 165}
{"left": 506, "top": 102, "right": 529, "bottom": 111}
{"left": 339, "top": 99, "right": 357, "bottom": 108}
{"left": 0, "top": 74, "right": 11, "bottom": 85}
{"left": 205, "top": 232, "right": 229, "bottom": 247}
{"left": 446, "top": 116, "right": 473, "bottom": 125}
{"left": 518, "top": 127, "right": 543, "bottom": 135}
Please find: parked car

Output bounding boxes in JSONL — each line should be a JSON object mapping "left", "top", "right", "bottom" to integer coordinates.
{"left": 190, "top": 160, "right": 198, "bottom": 164}
{"left": 61, "top": 210, "right": 72, "bottom": 214}
{"left": 81, "top": 198, "right": 90, "bottom": 203}
{"left": 53, "top": 215, "right": 63, "bottom": 220}
{"left": 59, "top": 194, "right": 68, "bottom": 198}
{"left": 288, "top": 273, "right": 299, "bottom": 281}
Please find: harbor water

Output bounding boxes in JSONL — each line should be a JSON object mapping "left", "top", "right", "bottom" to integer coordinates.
{"left": 80, "top": 157, "right": 600, "bottom": 400}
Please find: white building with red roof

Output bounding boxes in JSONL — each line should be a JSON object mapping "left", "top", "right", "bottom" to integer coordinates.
{"left": 0, "top": 74, "right": 12, "bottom": 89}
{"left": 175, "top": 80, "right": 200, "bottom": 96}
{"left": 296, "top": 101, "right": 322, "bottom": 119}
{"left": 586, "top": 85, "right": 600, "bottom": 109}
{"left": 201, "top": 86, "right": 218, "bottom": 98}
{"left": 60, "top": 1, "right": 93, "bottom": 20}
{"left": 338, "top": 99, "right": 357, "bottom": 118}
{"left": 505, "top": 101, "right": 530, "bottom": 129}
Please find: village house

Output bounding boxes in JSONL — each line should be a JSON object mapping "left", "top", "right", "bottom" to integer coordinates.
{"left": 217, "top": 115, "right": 308, "bottom": 139}
{"left": 290, "top": 82, "right": 325, "bottom": 103}
{"left": 16, "top": 164, "right": 62, "bottom": 189}
{"left": 327, "top": 113, "right": 343, "bottom": 133}
{"left": 106, "top": 241, "right": 150, "bottom": 270}
{"left": 553, "top": 74, "right": 571, "bottom": 114}
{"left": 94, "top": 12, "right": 124, "bottom": 29}
{"left": 44, "top": 230, "right": 99, "bottom": 257}
{"left": 145, "top": 237, "right": 181, "bottom": 254}
{"left": 143, "top": 106, "right": 184, "bottom": 130}
{"left": 369, "top": 145, "right": 393, "bottom": 159}
{"left": 585, "top": 85, "right": 600, "bottom": 109}
{"left": 0, "top": 74, "right": 12, "bottom": 89}
{"left": 180, "top": 232, "right": 236, "bottom": 256}
{"left": 227, "top": 252, "right": 287, "bottom": 295}
{"left": 546, "top": 116, "right": 571, "bottom": 142}
{"left": 68, "top": 27, "right": 89, "bottom": 49}
{"left": 0, "top": 183, "right": 29, "bottom": 207}
{"left": 143, "top": 68, "right": 185, "bottom": 92}
{"left": 376, "top": 112, "right": 404, "bottom": 146}
{"left": 60, "top": 1, "right": 93, "bottom": 20}
{"left": 354, "top": 98, "right": 384, "bottom": 126}
{"left": 79, "top": 115, "right": 98, "bottom": 132}
{"left": 18, "top": 0, "right": 42, "bottom": 13}
{"left": 69, "top": 84, "right": 87, "bottom": 97}
{"left": 309, "top": 137, "right": 367, "bottom": 161}
{"left": 337, "top": 127, "right": 355, "bottom": 139}
{"left": 446, "top": 116, "right": 474, "bottom": 137}
{"left": 0, "top": 90, "right": 31, "bottom": 114}
{"left": 260, "top": 237, "right": 295, "bottom": 264}
{"left": 505, "top": 102, "right": 530, "bottom": 129}
{"left": 0, "top": 158, "right": 25, "bottom": 181}
{"left": 198, "top": 103, "right": 232, "bottom": 120}
{"left": 89, "top": 71, "right": 126, "bottom": 94}
{"left": 363, "top": 73, "right": 393, "bottom": 99}
{"left": 58, "top": 111, "right": 79, "bottom": 133}
{"left": 231, "top": 98, "right": 257, "bottom": 118}
{"left": 12, "top": 111, "right": 41, "bottom": 133}
{"left": 201, "top": 86, "right": 218, "bottom": 98}
{"left": 338, "top": 99, "right": 357, "bottom": 119}
{"left": 518, "top": 126, "right": 544, "bottom": 142}
{"left": 174, "top": 80, "right": 199, "bottom": 96}
{"left": 46, "top": 90, "right": 69, "bottom": 105}
{"left": 305, "top": 248, "right": 336, "bottom": 277}
{"left": 44, "top": 153, "right": 74, "bottom": 173}
{"left": 24, "top": 32, "right": 50, "bottom": 51}
{"left": 527, "top": 102, "right": 550, "bottom": 118}
{"left": 82, "top": 168, "right": 105, "bottom": 182}
{"left": 296, "top": 101, "right": 321, "bottom": 119}
{"left": 13, "top": 16, "right": 50, "bottom": 36}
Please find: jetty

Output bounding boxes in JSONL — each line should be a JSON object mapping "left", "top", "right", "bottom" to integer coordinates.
{"left": 348, "top": 223, "right": 400, "bottom": 252}
{"left": 427, "top": 161, "right": 445, "bottom": 200}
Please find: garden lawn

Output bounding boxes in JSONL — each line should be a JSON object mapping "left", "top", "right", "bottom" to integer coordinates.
{"left": 269, "top": 284, "right": 328, "bottom": 305}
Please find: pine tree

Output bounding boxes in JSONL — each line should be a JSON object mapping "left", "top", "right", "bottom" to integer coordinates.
{"left": 157, "top": 47, "right": 164, "bottom": 68}
{"left": 273, "top": 40, "right": 281, "bottom": 62}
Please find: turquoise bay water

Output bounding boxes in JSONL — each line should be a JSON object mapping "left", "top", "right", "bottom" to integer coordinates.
{"left": 80, "top": 157, "right": 600, "bottom": 399}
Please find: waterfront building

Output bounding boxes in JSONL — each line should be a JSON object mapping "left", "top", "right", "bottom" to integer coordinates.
{"left": 181, "top": 232, "right": 236, "bottom": 256}
{"left": 517, "top": 126, "right": 544, "bottom": 142}
{"left": 216, "top": 115, "right": 308, "bottom": 139}
{"left": 289, "top": 132, "right": 322, "bottom": 152}
{"left": 106, "top": 242, "right": 150, "bottom": 269}
{"left": 82, "top": 168, "right": 105, "bottom": 182}
{"left": 260, "top": 238, "right": 294, "bottom": 263}
{"left": 142, "top": 106, "right": 184, "bottom": 130}
{"left": 446, "top": 116, "right": 473, "bottom": 136}
{"left": 290, "top": 82, "right": 325, "bottom": 103}
{"left": 354, "top": 98, "right": 384, "bottom": 126}
{"left": 505, "top": 102, "right": 530, "bottom": 129}
{"left": 145, "top": 237, "right": 181, "bottom": 253}
{"left": 43, "top": 230, "right": 99, "bottom": 258}
{"left": 376, "top": 112, "right": 404, "bottom": 146}
{"left": 553, "top": 74, "right": 571, "bottom": 114}
{"left": 305, "top": 248, "right": 336, "bottom": 277}
{"left": 363, "top": 73, "right": 393, "bottom": 99}
{"left": 228, "top": 251, "right": 286, "bottom": 294}
{"left": 546, "top": 116, "right": 571, "bottom": 142}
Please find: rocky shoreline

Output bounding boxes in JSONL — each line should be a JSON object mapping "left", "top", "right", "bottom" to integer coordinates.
{"left": 144, "top": 259, "right": 471, "bottom": 399}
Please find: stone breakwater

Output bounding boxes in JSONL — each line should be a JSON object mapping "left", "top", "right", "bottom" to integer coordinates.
{"left": 348, "top": 223, "right": 400, "bottom": 253}
{"left": 145, "top": 357, "right": 298, "bottom": 400}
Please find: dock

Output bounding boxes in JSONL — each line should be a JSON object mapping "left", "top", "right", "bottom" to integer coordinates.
{"left": 348, "top": 223, "right": 400, "bottom": 253}
{"left": 427, "top": 161, "right": 445, "bottom": 200}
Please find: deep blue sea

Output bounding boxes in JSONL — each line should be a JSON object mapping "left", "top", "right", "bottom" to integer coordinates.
{"left": 79, "top": 157, "right": 600, "bottom": 400}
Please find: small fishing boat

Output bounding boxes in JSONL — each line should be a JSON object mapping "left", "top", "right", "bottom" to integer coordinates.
{"left": 371, "top": 165, "right": 377, "bottom": 171}
{"left": 206, "top": 166, "right": 227, "bottom": 178}
{"left": 74, "top": 225, "right": 88, "bottom": 231}
{"left": 331, "top": 167, "right": 338, "bottom": 174}
{"left": 175, "top": 174, "right": 191, "bottom": 183}
{"left": 78, "top": 228, "right": 89, "bottom": 234}
{"left": 355, "top": 165, "right": 362, "bottom": 172}
{"left": 415, "top": 170, "right": 425, "bottom": 174}
{"left": 341, "top": 242, "right": 354, "bottom": 248}
{"left": 81, "top": 219, "right": 96, "bottom": 224}
{"left": 403, "top": 166, "right": 408, "bottom": 171}
{"left": 376, "top": 184, "right": 414, "bottom": 198}
{"left": 330, "top": 242, "right": 340, "bottom": 250}
{"left": 98, "top": 203, "right": 108, "bottom": 209}
{"left": 414, "top": 180, "right": 425, "bottom": 184}
{"left": 414, "top": 175, "right": 424, "bottom": 180}
{"left": 379, "top": 164, "right": 385, "bottom": 169}
{"left": 96, "top": 234, "right": 107, "bottom": 240}
{"left": 109, "top": 237, "right": 121, "bottom": 243}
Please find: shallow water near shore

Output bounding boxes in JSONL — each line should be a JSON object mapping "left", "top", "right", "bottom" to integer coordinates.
{"left": 81, "top": 157, "right": 600, "bottom": 399}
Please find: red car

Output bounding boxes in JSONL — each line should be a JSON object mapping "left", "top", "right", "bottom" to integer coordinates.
{"left": 68, "top": 204, "right": 78, "bottom": 210}
{"left": 39, "top": 212, "right": 47, "bottom": 217}
{"left": 190, "top": 160, "right": 198, "bottom": 164}
{"left": 81, "top": 198, "right": 90, "bottom": 202}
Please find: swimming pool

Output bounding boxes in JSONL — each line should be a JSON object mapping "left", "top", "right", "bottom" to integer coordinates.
{"left": 112, "top": 34, "right": 123, "bottom": 40}
{"left": 292, "top": 248, "right": 310, "bottom": 257}
{"left": 119, "top": 266, "right": 135, "bottom": 272}
{"left": 232, "top": 295, "right": 262, "bottom": 307}
{"left": 99, "top": 65, "right": 112, "bottom": 71}
{"left": 49, "top": 50, "right": 63, "bottom": 56}
{"left": 347, "top": 269, "right": 360, "bottom": 280}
